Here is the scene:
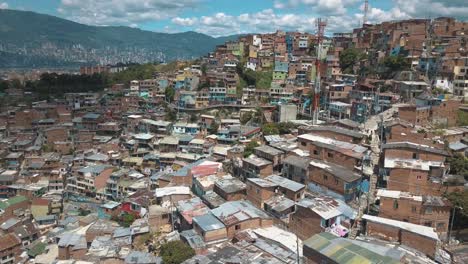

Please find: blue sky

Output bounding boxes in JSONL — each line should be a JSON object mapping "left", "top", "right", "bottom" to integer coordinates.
{"left": 1, "top": 0, "right": 467, "bottom": 36}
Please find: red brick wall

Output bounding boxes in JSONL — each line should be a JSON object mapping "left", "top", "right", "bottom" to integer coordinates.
{"left": 401, "top": 230, "right": 437, "bottom": 258}
{"left": 309, "top": 167, "right": 347, "bottom": 195}
{"left": 290, "top": 206, "right": 323, "bottom": 240}
{"left": 366, "top": 221, "right": 400, "bottom": 242}
{"left": 246, "top": 182, "right": 275, "bottom": 208}
{"left": 384, "top": 149, "right": 446, "bottom": 162}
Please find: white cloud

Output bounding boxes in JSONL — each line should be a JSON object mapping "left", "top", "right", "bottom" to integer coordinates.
{"left": 392, "top": 0, "right": 468, "bottom": 20}
{"left": 58, "top": 0, "right": 200, "bottom": 26}
{"left": 172, "top": 17, "right": 198, "bottom": 26}
{"left": 274, "top": 0, "right": 360, "bottom": 15}
{"left": 0, "top": 2, "right": 8, "bottom": 9}
{"left": 195, "top": 9, "right": 318, "bottom": 36}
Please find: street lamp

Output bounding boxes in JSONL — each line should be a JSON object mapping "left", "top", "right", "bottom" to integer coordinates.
{"left": 447, "top": 205, "right": 463, "bottom": 243}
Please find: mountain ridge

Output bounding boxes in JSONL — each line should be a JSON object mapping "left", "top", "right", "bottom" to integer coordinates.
{"left": 0, "top": 9, "right": 240, "bottom": 68}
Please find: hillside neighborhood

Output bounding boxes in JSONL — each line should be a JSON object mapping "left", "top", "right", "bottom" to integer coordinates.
{"left": 1, "top": 16, "right": 468, "bottom": 264}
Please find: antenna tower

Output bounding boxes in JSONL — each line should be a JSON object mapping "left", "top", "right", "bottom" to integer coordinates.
{"left": 313, "top": 18, "right": 327, "bottom": 125}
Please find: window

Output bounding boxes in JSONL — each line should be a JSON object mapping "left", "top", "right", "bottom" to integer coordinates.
{"left": 235, "top": 224, "right": 241, "bottom": 230}
{"left": 416, "top": 175, "right": 422, "bottom": 180}
{"left": 301, "top": 141, "right": 306, "bottom": 147}
{"left": 256, "top": 188, "right": 260, "bottom": 194}
{"left": 393, "top": 200, "right": 398, "bottom": 209}
{"left": 412, "top": 153, "right": 419, "bottom": 159}
{"left": 334, "top": 178, "right": 339, "bottom": 185}
{"left": 313, "top": 150, "right": 319, "bottom": 155}
{"left": 411, "top": 206, "right": 417, "bottom": 213}
{"left": 323, "top": 175, "right": 328, "bottom": 181}
{"left": 425, "top": 207, "right": 433, "bottom": 214}
{"left": 424, "top": 221, "right": 432, "bottom": 227}
{"left": 327, "top": 153, "right": 334, "bottom": 158}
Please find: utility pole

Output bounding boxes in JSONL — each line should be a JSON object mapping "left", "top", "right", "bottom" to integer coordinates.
{"left": 363, "top": 0, "right": 369, "bottom": 26}
{"left": 313, "top": 18, "right": 327, "bottom": 125}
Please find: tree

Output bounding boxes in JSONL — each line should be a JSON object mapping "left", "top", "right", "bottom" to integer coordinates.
{"left": 240, "top": 112, "right": 253, "bottom": 125}
{"left": 160, "top": 240, "right": 195, "bottom": 264}
{"left": 339, "top": 48, "right": 364, "bottom": 74}
{"left": 278, "top": 122, "right": 298, "bottom": 134}
{"left": 444, "top": 191, "right": 468, "bottom": 232}
{"left": 165, "top": 108, "right": 177, "bottom": 122}
{"left": 382, "top": 55, "right": 410, "bottom": 73}
{"left": 0, "top": 80, "right": 9, "bottom": 92}
{"left": 121, "top": 213, "right": 135, "bottom": 227}
{"left": 164, "top": 87, "right": 175, "bottom": 102}
{"left": 458, "top": 110, "right": 468, "bottom": 126}
{"left": 447, "top": 154, "right": 468, "bottom": 180}
{"left": 189, "top": 113, "right": 198, "bottom": 123}
{"left": 201, "top": 64, "right": 207, "bottom": 75}
{"left": 262, "top": 123, "right": 280, "bottom": 135}
{"left": 244, "top": 140, "right": 260, "bottom": 158}
{"left": 207, "top": 122, "right": 219, "bottom": 134}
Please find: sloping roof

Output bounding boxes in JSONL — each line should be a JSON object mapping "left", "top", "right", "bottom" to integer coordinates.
{"left": 212, "top": 200, "right": 271, "bottom": 225}
{"left": 0, "top": 195, "right": 28, "bottom": 210}
{"left": 283, "top": 155, "right": 310, "bottom": 169}
{"left": 298, "top": 134, "right": 368, "bottom": 159}
{"left": 0, "top": 233, "right": 21, "bottom": 251}
{"left": 254, "top": 145, "right": 285, "bottom": 156}
{"left": 193, "top": 212, "right": 225, "bottom": 231}
{"left": 300, "top": 125, "right": 365, "bottom": 139}
{"left": 303, "top": 232, "right": 400, "bottom": 264}
{"left": 309, "top": 159, "right": 362, "bottom": 182}
{"left": 265, "top": 174, "right": 305, "bottom": 192}
{"left": 382, "top": 142, "right": 449, "bottom": 156}
{"left": 362, "top": 214, "right": 439, "bottom": 240}
{"left": 125, "top": 251, "right": 162, "bottom": 264}
{"left": 297, "top": 196, "right": 356, "bottom": 220}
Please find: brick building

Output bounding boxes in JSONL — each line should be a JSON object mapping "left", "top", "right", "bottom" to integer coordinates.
{"left": 213, "top": 177, "right": 246, "bottom": 201}
{"left": 0, "top": 233, "right": 22, "bottom": 264}
{"left": 298, "top": 126, "right": 365, "bottom": 144}
{"left": 377, "top": 190, "right": 451, "bottom": 235}
{"left": 290, "top": 197, "right": 356, "bottom": 240}
{"left": 241, "top": 156, "right": 273, "bottom": 179}
{"left": 211, "top": 200, "right": 273, "bottom": 238}
{"left": 363, "top": 214, "right": 440, "bottom": 258}
{"left": 309, "top": 159, "right": 362, "bottom": 202}
{"left": 297, "top": 134, "right": 368, "bottom": 170}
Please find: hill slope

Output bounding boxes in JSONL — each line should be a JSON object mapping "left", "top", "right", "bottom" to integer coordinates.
{"left": 0, "top": 9, "right": 238, "bottom": 68}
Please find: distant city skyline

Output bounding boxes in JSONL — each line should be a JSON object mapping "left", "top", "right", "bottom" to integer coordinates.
{"left": 0, "top": 1, "right": 468, "bottom": 36}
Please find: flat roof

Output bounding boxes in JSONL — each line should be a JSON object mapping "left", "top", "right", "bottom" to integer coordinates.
{"left": 382, "top": 142, "right": 449, "bottom": 156}
{"left": 254, "top": 145, "right": 284, "bottom": 156}
{"left": 265, "top": 174, "right": 305, "bottom": 192}
{"left": 298, "top": 134, "right": 368, "bottom": 159}
{"left": 243, "top": 156, "right": 272, "bottom": 167}
{"left": 193, "top": 212, "right": 225, "bottom": 231}
{"left": 384, "top": 158, "right": 444, "bottom": 171}
{"left": 377, "top": 189, "right": 422, "bottom": 202}
{"left": 363, "top": 214, "right": 439, "bottom": 240}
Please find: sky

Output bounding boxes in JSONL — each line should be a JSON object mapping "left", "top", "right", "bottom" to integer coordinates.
{"left": 1, "top": 0, "right": 468, "bottom": 37}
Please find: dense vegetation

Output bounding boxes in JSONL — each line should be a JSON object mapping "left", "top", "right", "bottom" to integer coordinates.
{"left": 160, "top": 241, "right": 195, "bottom": 264}
{"left": 339, "top": 48, "right": 365, "bottom": 74}
{"left": 24, "top": 72, "right": 109, "bottom": 99}
{"left": 458, "top": 110, "right": 468, "bottom": 126}
{"left": 447, "top": 154, "right": 468, "bottom": 180}
{"left": 237, "top": 64, "right": 273, "bottom": 90}
{"left": 262, "top": 122, "right": 298, "bottom": 135}
{"left": 243, "top": 140, "right": 260, "bottom": 157}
